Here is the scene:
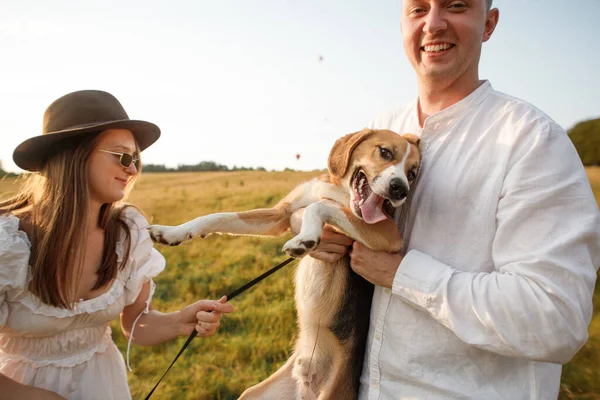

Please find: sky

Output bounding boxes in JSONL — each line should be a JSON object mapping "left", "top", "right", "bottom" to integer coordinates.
{"left": 1, "top": 0, "right": 599, "bottom": 173}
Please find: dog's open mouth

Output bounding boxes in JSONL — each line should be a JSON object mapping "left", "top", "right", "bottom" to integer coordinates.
{"left": 351, "top": 169, "right": 393, "bottom": 224}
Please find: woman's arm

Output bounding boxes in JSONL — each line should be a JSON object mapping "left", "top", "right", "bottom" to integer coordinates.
{"left": 0, "top": 374, "right": 66, "bottom": 400}
{"left": 120, "top": 281, "right": 234, "bottom": 346}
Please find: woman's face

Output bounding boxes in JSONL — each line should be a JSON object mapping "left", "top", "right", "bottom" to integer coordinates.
{"left": 88, "top": 129, "right": 139, "bottom": 206}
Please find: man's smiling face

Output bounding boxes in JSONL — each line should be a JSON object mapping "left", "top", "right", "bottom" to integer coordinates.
{"left": 401, "top": 0, "right": 497, "bottom": 85}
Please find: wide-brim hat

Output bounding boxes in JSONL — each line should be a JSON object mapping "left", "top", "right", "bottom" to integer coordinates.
{"left": 13, "top": 90, "right": 161, "bottom": 172}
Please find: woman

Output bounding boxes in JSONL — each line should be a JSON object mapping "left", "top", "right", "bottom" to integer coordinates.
{"left": 0, "top": 90, "right": 234, "bottom": 399}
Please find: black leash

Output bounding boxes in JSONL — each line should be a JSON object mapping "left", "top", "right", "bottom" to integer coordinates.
{"left": 143, "top": 257, "right": 296, "bottom": 400}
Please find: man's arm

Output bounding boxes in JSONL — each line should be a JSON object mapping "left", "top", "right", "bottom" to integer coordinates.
{"left": 351, "top": 121, "right": 600, "bottom": 364}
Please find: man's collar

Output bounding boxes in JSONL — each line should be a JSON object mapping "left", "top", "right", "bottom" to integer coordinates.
{"left": 415, "top": 80, "right": 493, "bottom": 127}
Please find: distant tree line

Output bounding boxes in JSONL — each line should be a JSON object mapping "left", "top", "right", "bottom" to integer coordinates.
{"left": 1, "top": 117, "right": 598, "bottom": 175}
{"left": 568, "top": 117, "right": 600, "bottom": 166}
{"left": 142, "top": 161, "right": 267, "bottom": 173}
{"left": 0, "top": 161, "right": 18, "bottom": 178}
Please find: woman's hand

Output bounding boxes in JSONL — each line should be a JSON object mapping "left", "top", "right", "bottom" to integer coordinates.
{"left": 290, "top": 208, "right": 353, "bottom": 263}
{"left": 178, "top": 296, "right": 234, "bottom": 337}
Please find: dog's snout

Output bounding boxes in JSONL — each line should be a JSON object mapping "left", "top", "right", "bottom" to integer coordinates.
{"left": 389, "top": 178, "right": 408, "bottom": 201}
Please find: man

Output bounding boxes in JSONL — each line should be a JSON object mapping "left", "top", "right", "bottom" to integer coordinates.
{"left": 309, "top": 0, "right": 600, "bottom": 398}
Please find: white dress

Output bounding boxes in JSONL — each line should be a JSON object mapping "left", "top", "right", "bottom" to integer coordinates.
{"left": 0, "top": 208, "right": 165, "bottom": 399}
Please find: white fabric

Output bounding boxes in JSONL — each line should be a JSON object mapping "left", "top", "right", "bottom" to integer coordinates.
{"left": 0, "top": 208, "right": 165, "bottom": 399}
{"left": 125, "top": 279, "right": 155, "bottom": 372}
{"left": 359, "top": 81, "right": 600, "bottom": 400}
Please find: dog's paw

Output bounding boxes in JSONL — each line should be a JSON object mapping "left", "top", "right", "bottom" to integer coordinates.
{"left": 282, "top": 236, "right": 320, "bottom": 258}
{"left": 147, "top": 224, "right": 195, "bottom": 246}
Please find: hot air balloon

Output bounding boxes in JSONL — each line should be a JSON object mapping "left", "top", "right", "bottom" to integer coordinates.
{"left": 296, "top": 154, "right": 301, "bottom": 160}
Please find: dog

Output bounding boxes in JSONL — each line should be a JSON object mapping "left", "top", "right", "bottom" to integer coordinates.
{"left": 148, "top": 128, "right": 421, "bottom": 399}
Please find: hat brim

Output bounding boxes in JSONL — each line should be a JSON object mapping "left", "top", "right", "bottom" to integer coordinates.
{"left": 12, "top": 119, "right": 161, "bottom": 172}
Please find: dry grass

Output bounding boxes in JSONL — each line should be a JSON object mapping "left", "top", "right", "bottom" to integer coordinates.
{"left": 1, "top": 167, "right": 598, "bottom": 399}
{"left": 559, "top": 167, "right": 600, "bottom": 400}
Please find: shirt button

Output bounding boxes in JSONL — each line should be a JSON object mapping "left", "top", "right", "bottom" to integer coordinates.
{"left": 375, "top": 333, "right": 382, "bottom": 341}
{"left": 371, "top": 378, "right": 379, "bottom": 389}
{"left": 384, "top": 288, "right": 391, "bottom": 295}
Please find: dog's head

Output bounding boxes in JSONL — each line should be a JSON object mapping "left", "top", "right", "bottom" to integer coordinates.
{"left": 328, "top": 128, "right": 421, "bottom": 224}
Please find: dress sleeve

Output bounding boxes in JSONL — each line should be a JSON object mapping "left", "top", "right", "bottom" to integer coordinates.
{"left": 118, "top": 208, "right": 166, "bottom": 371}
{"left": 0, "top": 215, "right": 30, "bottom": 326}
{"left": 119, "top": 208, "right": 166, "bottom": 306}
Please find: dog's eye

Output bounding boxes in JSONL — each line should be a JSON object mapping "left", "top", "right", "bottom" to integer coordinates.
{"left": 407, "top": 169, "right": 417, "bottom": 182}
{"left": 379, "top": 147, "right": 393, "bottom": 161}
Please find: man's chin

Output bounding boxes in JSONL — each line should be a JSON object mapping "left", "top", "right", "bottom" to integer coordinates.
{"left": 419, "top": 64, "right": 461, "bottom": 81}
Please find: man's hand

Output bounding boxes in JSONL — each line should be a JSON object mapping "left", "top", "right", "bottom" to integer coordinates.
{"left": 349, "top": 241, "right": 403, "bottom": 288}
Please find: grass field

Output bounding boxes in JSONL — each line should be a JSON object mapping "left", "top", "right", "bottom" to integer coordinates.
{"left": 1, "top": 167, "right": 599, "bottom": 400}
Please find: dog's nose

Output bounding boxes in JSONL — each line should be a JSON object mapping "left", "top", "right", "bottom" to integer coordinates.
{"left": 389, "top": 178, "right": 408, "bottom": 201}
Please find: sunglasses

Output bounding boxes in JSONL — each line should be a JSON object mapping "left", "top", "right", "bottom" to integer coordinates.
{"left": 98, "top": 149, "right": 140, "bottom": 168}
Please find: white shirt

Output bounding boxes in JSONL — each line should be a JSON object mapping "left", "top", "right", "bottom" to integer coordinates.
{"left": 359, "top": 81, "right": 600, "bottom": 400}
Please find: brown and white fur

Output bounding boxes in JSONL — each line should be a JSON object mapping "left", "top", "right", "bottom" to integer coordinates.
{"left": 148, "top": 128, "right": 421, "bottom": 399}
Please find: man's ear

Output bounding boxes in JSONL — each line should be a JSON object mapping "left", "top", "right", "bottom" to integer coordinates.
{"left": 328, "top": 128, "right": 373, "bottom": 179}
{"left": 483, "top": 8, "right": 499, "bottom": 42}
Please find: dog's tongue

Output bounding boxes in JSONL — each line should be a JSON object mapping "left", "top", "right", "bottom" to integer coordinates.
{"left": 360, "top": 192, "right": 387, "bottom": 224}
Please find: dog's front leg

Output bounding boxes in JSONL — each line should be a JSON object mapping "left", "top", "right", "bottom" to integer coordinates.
{"left": 282, "top": 200, "right": 333, "bottom": 257}
{"left": 282, "top": 200, "right": 403, "bottom": 256}
{"left": 149, "top": 206, "right": 293, "bottom": 246}
{"left": 148, "top": 179, "right": 346, "bottom": 246}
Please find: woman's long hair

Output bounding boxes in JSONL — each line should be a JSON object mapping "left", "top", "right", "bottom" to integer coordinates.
{"left": 0, "top": 132, "right": 142, "bottom": 309}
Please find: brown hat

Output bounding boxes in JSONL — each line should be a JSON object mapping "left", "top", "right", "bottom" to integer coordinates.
{"left": 13, "top": 90, "right": 161, "bottom": 171}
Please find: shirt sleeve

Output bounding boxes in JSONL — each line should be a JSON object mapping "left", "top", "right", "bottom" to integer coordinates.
{"left": 0, "top": 215, "right": 30, "bottom": 326}
{"left": 392, "top": 121, "right": 600, "bottom": 364}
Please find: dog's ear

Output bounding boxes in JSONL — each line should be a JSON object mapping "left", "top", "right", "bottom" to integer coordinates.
{"left": 402, "top": 133, "right": 420, "bottom": 147}
{"left": 328, "top": 128, "right": 373, "bottom": 179}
